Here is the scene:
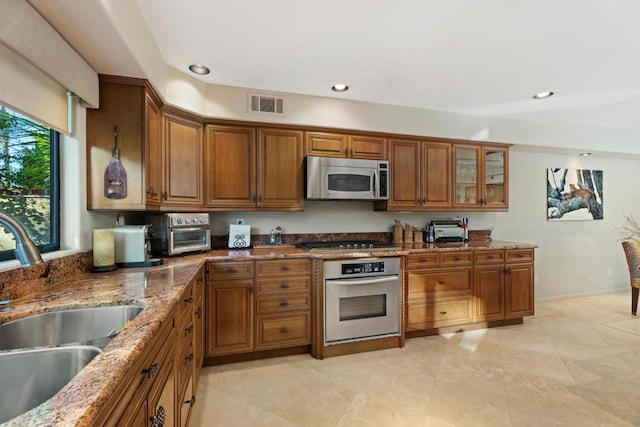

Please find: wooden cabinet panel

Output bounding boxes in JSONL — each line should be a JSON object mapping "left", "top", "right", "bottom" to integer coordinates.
{"left": 407, "top": 269, "right": 472, "bottom": 296}
{"left": 407, "top": 297, "right": 473, "bottom": 329}
{"left": 206, "top": 280, "right": 254, "bottom": 356}
{"left": 506, "top": 263, "right": 534, "bottom": 318}
{"left": 453, "top": 144, "right": 508, "bottom": 210}
{"left": 205, "top": 125, "right": 256, "bottom": 208}
{"left": 422, "top": 141, "right": 451, "bottom": 207}
{"left": 207, "top": 261, "right": 254, "bottom": 279}
{"left": 348, "top": 135, "right": 387, "bottom": 159}
{"left": 144, "top": 93, "right": 162, "bottom": 206}
{"left": 505, "top": 249, "right": 534, "bottom": 263}
{"left": 86, "top": 80, "right": 146, "bottom": 210}
{"left": 256, "top": 312, "right": 311, "bottom": 350}
{"left": 257, "top": 128, "right": 304, "bottom": 210}
{"left": 193, "top": 270, "right": 205, "bottom": 387}
{"left": 163, "top": 111, "right": 204, "bottom": 206}
{"left": 255, "top": 259, "right": 311, "bottom": 277}
{"left": 474, "top": 250, "right": 505, "bottom": 264}
{"left": 256, "top": 277, "right": 310, "bottom": 294}
{"left": 305, "top": 131, "right": 347, "bottom": 157}
{"left": 475, "top": 265, "right": 505, "bottom": 321}
{"left": 406, "top": 253, "right": 440, "bottom": 268}
{"left": 440, "top": 251, "right": 473, "bottom": 266}
{"left": 388, "top": 139, "right": 421, "bottom": 209}
{"left": 256, "top": 294, "right": 311, "bottom": 314}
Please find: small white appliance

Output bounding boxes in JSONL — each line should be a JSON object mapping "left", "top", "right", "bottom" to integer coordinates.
{"left": 114, "top": 225, "right": 162, "bottom": 267}
{"left": 228, "top": 224, "right": 251, "bottom": 248}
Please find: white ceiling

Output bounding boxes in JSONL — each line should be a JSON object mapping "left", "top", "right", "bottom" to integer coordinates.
{"left": 30, "top": 0, "right": 640, "bottom": 131}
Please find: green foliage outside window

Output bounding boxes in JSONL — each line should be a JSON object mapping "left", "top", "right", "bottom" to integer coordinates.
{"left": 0, "top": 106, "right": 59, "bottom": 257}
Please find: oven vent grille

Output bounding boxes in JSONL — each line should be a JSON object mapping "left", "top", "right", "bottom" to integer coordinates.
{"left": 248, "top": 92, "right": 285, "bottom": 116}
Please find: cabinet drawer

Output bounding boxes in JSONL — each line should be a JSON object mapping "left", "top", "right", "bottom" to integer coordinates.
{"left": 506, "top": 249, "right": 534, "bottom": 263}
{"left": 407, "top": 269, "right": 472, "bottom": 296}
{"left": 474, "top": 250, "right": 505, "bottom": 264}
{"left": 255, "top": 259, "right": 310, "bottom": 277}
{"left": 207, "top": 261, "right": 254, "bottom": 279}
{"left": 406, "top": 253, "right": 439, "bottom": 269}
{"left": 440, "top": 251, "right": 473, "bottom": 266}
{"left": 256, "top": 312, "right": 311, "bottom": 350}
{"left": 256, "top": 277, "right": 310, "bottom": 294}
{"left": 256, "top": 293, "right": 311, "bottom": 314}
{"left": 407, "top": 297, "right": 473, "bottom": 329}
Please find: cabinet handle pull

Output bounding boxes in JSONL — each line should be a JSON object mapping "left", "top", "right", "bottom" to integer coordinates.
{"left": 225, "top": 268, "right": 237, "bottom": 274}
{"left": 437, "top": 280, "right": 446, "bottom": 285}
{"left": 162, "top": 191, "right": 168, "bottom": 200}
{"left": 279, "top": 327, "right": 289, "bottom": 334}
{"left": 279, "top": 283, "right": 289, "bottom": 289}
{"left": 142, "top": 363, "right": 160, "bottom": 379}
{"left": 150, "top": 405, "right": 166, "bottom": 427}
{"left": 185, "top": 396, "right": 196, "bottom": 407}
{"left": 487, "top": 255, "right": 494, "bottom": 259}
{"left": 184, "top": 296, "right": 193, "bottom": 304}
{"left": 185, "top": 353, "right": 194, "bottom": 364}
{"left": 185, "top": 324, "right": 194, "bottom": 334}
{"left": 280, "top": 266, "right": 290, "bottom": 271}
{"left": 503, "top": 268, "right": 512, "bottom": 275}
{"left": 195, "top": 307, "right": 202, "bottom": 318}
{"left": 439, "top": 311, "right": 447, "bottom": 316}
{"left": 279, "top": 301, "right": 289, "bottom": 307}
{"left": 147, "top": 186, "right": 157, "bottom": 197}
{"left": 249, "top": 286, "right": 253, "bottom": 295}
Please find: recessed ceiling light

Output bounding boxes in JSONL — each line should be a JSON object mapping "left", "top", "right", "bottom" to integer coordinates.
{"left": 331, "top": 84, "right": 349, "bottom": 92}
{"left": 189, "top": 64, "right": 210, "bottom": 75}
{"left": 533, "top": 91, "right": 554, "bottom": 99}
{"left": 579, "top": 152, "right": 593, "bottom": 157}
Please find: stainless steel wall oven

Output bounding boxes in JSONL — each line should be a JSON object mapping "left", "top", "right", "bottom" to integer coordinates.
{"left": 323, "top": 257, "right": 401, "bottom": 345}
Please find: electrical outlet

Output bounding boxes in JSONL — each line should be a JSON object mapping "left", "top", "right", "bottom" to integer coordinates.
{"left": 235, "top": 218, "right": 245, "bottom": 225}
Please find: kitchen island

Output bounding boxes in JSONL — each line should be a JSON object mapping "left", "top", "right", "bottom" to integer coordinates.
{"left": 0, "top": 240, "right": 535, "bottom": 426}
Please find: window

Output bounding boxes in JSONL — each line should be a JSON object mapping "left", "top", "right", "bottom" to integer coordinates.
{"left": 0, "top": 106, "right": 60, "bottom": 261}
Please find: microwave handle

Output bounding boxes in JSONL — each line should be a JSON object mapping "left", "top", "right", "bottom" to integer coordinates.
{"left": 373, "top": 169, "right": 378, "bottom": 198}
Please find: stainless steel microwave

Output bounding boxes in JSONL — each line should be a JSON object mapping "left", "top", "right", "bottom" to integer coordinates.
{"left": 306, "top": 156, "right": 389, "bottom": 200}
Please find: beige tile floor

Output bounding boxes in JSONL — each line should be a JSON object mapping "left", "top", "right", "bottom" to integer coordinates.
{"left": 191, "top": 291, "right": 640, "bottom": 426}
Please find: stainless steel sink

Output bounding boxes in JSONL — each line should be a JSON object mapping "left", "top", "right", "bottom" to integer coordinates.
{"left": 0, "top": 345, "right": 101, "bottom": 424}
{"left": 0, "top": 304, "right": 144, "bottom": 350}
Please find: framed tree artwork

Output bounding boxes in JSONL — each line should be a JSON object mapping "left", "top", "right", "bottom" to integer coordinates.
{"left": 547, "top": 168, "right": 603, "bottom": 221}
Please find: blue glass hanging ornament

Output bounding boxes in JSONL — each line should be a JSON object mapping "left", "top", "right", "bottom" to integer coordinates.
{"left": 104, "top": 126, "right": 127, "bottom": 199}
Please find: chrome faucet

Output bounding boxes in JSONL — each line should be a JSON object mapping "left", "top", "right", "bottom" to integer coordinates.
{"left": 0, "top": 212, "right": 43, "bottom": 267}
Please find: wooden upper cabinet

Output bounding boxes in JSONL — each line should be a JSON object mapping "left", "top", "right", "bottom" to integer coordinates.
{"left": 205, "top": 125, "right": 303, "bottom": 210}
{"left": 144, "top": 93, "right": 162, "bottom": 206}
{"left": 257, "top": 128, "right": 304, "bottom": 210}
{"left": 205, "top": 125, "right": 256, "bottom": 209}
{"left": 379, "top": 139, "right": 450, "bottom": 211}
{"left": 162, "top": 110, "right": 204, "bottom": 206}
{"left": 453, "top": 143, "right": 508, "bottom": 210}
{"left": 87, "top": 77, "right": 151, "bottom": 210}
{"left": 305, "top": 131, "right": 386, "bottom": 159}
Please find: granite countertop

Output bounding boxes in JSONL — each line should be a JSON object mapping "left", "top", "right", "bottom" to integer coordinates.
{"left": 0, "top": 239, "right": 535, "bottom": 426}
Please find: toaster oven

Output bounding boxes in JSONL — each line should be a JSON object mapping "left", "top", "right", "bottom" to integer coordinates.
{"left": 148, "top": 213, "right": 211, "bottom": 256}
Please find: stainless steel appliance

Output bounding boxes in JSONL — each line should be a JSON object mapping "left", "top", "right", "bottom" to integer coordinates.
{"left": 306, "top": 156, "right": 389, "bottom": 200}
{"left": 114, "top": 225, "right": 162, "bottom": 267}
{"left": 299, "top": 240, "right": 396, "bottom": 252}
{"left": 148, "top": 213, "right": 211, "bottom": 256}
{"left": 431, "top": 219, "right": 467, "bottom": 243}
{"left": 323, "top": 257, "right": 401, "bottom": 345}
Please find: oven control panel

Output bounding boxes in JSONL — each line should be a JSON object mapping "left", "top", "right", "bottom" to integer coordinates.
{"left": 341, "top": 261, "right": 385, "bottom": 275}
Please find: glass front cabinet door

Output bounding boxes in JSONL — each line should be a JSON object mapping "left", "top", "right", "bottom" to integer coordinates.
{"left": 453, "top": 144, "right": 508, "bottom": 209}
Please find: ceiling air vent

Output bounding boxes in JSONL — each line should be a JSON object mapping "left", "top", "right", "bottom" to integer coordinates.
{"left": 248, "top": 92, "right": 285, "bottom": 116}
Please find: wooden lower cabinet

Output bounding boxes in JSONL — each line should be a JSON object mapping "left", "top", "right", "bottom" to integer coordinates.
{"left": 474, "top": 249, "right": 535, "bottom": 322}
{"left": 206, "top": 259, "right": 311, "bottom": 358}
{"left": 407, "top": 248, "right": 535, "bottom": 335}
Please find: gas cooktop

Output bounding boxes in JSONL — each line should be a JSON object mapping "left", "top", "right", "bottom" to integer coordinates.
{"left": 298, "top": 240, "right": 397, "bottom": 252}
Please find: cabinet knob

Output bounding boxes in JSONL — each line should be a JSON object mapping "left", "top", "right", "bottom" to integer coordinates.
{"left": 162, "top": 191, "right": 168, "bottom": 200}
{"left": 185, "top": 353, "right": 194, "bottom": 364}
{"left": 147, "top": 186, "right": 157, "bottom": 198}
{"left": 150, "top": 405, "right": 166, "bottom": 427}
{"left": 195, "top": 306, "right": 202, "bottom": 319}
{"left": 279, "top": 327, "right": 289, "bottom": 334}
{"left": 184, "top": 296, "right": 194, "bottom": 304}
{"left": 439, "top": 311, "right": 447, "bottom": 316}
{"left": 142, "top": 363, "right": 160, "bottom": 379}
{"left": 185, "top": 324, "right": 194, "bottom": 334}
{"left": 279, "top": 301, "right": 289, "bottom": 307}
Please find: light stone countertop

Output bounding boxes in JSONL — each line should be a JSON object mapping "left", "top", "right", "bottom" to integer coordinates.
{"left": 0, "top": 240, "right": 535, "bottom": 426}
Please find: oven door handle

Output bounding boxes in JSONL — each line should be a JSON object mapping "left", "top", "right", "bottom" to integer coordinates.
{"left": 327, "top": 275, "right": 399, "bottom": 286}
{"left": 171, "top": 227, "right": 207, "bottom": 232}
